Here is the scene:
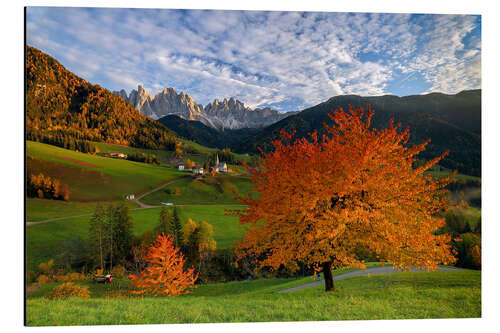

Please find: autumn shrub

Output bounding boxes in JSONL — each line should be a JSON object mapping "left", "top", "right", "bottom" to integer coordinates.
{"left": 45, "top": 282, "right": 90, "bottom": 300}
{"left": 53, "top": 272, "right": 86, "bottom": 282}
{"left": 38, "top": 259, "right": 55, "bottom": 276}
{"left": 37, "top": 274, "right": 51, "bottom": 285}
{"left": 27, "top": 174, "right": 69, "bottom": 201}
{"left": 185, "top": 159, "right": 195, "bottom": 169}
{"left": 53, "top": 275, "right": 67, "bottom": 282}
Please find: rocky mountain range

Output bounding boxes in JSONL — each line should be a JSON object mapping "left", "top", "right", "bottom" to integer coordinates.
{"left": 113, "top": 85, "right": 295, "bottom": 130}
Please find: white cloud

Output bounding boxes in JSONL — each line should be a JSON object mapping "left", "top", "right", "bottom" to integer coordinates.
{"left": 26, "top": 8, "right": 481, "bottom": 110}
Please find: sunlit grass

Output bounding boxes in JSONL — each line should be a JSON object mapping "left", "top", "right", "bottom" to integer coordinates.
{"left": 26, "top": 270, "right": 480, "bottom": 326}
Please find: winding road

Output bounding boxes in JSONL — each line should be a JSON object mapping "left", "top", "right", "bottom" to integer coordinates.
{"left": 277, "top": 265, "right": 464, "bottom": 293}
{"left": 133, "top": 178, "right": 186, "bottom": 208}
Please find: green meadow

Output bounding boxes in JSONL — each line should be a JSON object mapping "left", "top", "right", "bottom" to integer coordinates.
{"left": 26, "top": 198, "right": 139, "bottom": 222}
{"left": 26, "top": 269, "right": 480, "bottom": 326}
{"left": 140, "top": 174, "right": 255, "bottom": 205}
{"left": 27, "top": 141, "right": 183, "bottom": 201}
{"left": 26, "top": 205, "right": 244, "bottom": 270}
{"left": 95, "top": 139, "right": 250, "bottom": 165}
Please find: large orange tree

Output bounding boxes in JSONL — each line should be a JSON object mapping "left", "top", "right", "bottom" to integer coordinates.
{"left": 235, "top": 105, "right": 457, "bottom": 291}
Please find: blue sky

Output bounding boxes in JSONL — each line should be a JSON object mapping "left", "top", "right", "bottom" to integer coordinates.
{"left": 26, "top": 7, "right": 481, "bottom": 111}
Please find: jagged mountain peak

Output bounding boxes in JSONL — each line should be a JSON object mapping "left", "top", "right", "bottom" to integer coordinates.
{"left": 112, "top": 89, "right": 128, "bottom": 100}
{"left": 114, "top": 85, "right": 293, "bottom": 130}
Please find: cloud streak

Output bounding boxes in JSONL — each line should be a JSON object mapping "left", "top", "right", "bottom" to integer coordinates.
{"left": 26, "top": 7, "right": 481, "bottom": 111}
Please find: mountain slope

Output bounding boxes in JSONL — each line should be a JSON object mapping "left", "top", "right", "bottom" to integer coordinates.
{"left": 157, "top": 115, "right": 259, "bottom": 149}
{"left": 26, "top": 46, "right": 178, "bottom": 150}
{"left": 236, "top": 92, "right": 481, "bottom": 176}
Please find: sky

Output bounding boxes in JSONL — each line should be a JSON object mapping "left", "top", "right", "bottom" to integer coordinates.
{"left": 26, "top": 7, "right": 481, "bottom": 111}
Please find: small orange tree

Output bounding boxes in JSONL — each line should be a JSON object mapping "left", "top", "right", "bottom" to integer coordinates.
{"left": 185, "top": 158, "right": 195, "bottom": 169}
{"left": 234, "top": 105, "right": 457, "bottom": 291}
{"left": 129, "top": 233, "right": 198, "bottom": 296}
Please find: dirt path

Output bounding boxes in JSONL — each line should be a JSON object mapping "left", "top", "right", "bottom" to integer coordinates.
{"left": 277, "top": 265, "right": 464, "bottom": 293}
{"left": 133, "top": 178, "right": 186, "bottom": 208}
{"left": 26, "top": 206, "right": 158, "bottom": 226}
{"left": 26, "top": 283, "right": 41, "bottom": 293}
{"left": 27, "top": 202, "right": 247, "bottom": 227}
{"left": 27, "top": 213, "right": 98, "bottom": 226}
{"left": 26, "top": 204, "right": 247, "bottom": 226}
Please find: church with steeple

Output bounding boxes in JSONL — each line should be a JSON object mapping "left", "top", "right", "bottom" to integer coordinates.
{"left": 212, "top": 153, "right": 228, "bottom": 173}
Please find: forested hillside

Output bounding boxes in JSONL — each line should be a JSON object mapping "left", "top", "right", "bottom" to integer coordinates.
{"left": 235, "top": 92, "right": 481, "bottom": 176}
{"left": 157, "top": 115, "right": 259, "bottom": 149}
{"left": 26, "top": 46, "right": 178, "bottom": 150}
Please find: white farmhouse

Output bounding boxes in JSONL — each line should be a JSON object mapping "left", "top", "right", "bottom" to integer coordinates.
{"left": 193, "top": 166, "right": 204, "bottom": 175}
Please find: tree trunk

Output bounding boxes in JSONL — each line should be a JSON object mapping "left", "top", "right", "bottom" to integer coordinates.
{"left": 322, "top": 261, "right": 335, "bottom": 291}
{"left": 99, "top": 231, "right": 103, "bottom": 271}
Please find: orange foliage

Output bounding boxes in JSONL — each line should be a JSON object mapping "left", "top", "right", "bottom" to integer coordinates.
{"left": 45, "top": 282, "right": 90, "bottom": 299}
{"left": 234, "top": 105, "right": 457, "bottom": 288}
{"left": 129, "top": 233, "right": 198, "bottom": 296}
{"left": 28, "top": 173, "right": 69, "bottom": 201}
{"left": 185, "top": 158, "right": 195, "bottom": 169}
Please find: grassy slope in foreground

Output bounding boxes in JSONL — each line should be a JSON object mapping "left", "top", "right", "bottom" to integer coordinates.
{"left": 26, "top": 205, "right": 244, "bottom": 270}
{"left": 26, "top": 270, "right": 480, "bottom": 325}
{"left": 27, "top": 140, "right": 183, "bottom": 201}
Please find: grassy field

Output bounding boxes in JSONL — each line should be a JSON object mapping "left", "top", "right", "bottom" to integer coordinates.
{"left": 95, "top": 140, "right": 252, "bottom": 166}
{"left": 26, "top": 205, "right": 244, "bottom": 270}
{"left": 94, "top": 142, "right": 172, "bottom": 163}
{"left": 26, "top": 198, "right": 139, "bottom": 222}
{"left": 26, "top": 269, "right": 480, "bottom": 326}
{"left": 27, "top": 141, "right": 184, "bottom": 201}
{"left": 428, "top": 169, "right": 481, "bottom": 181}
{"left": 141, "top": 174, "right": 255, "bottom": 205}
